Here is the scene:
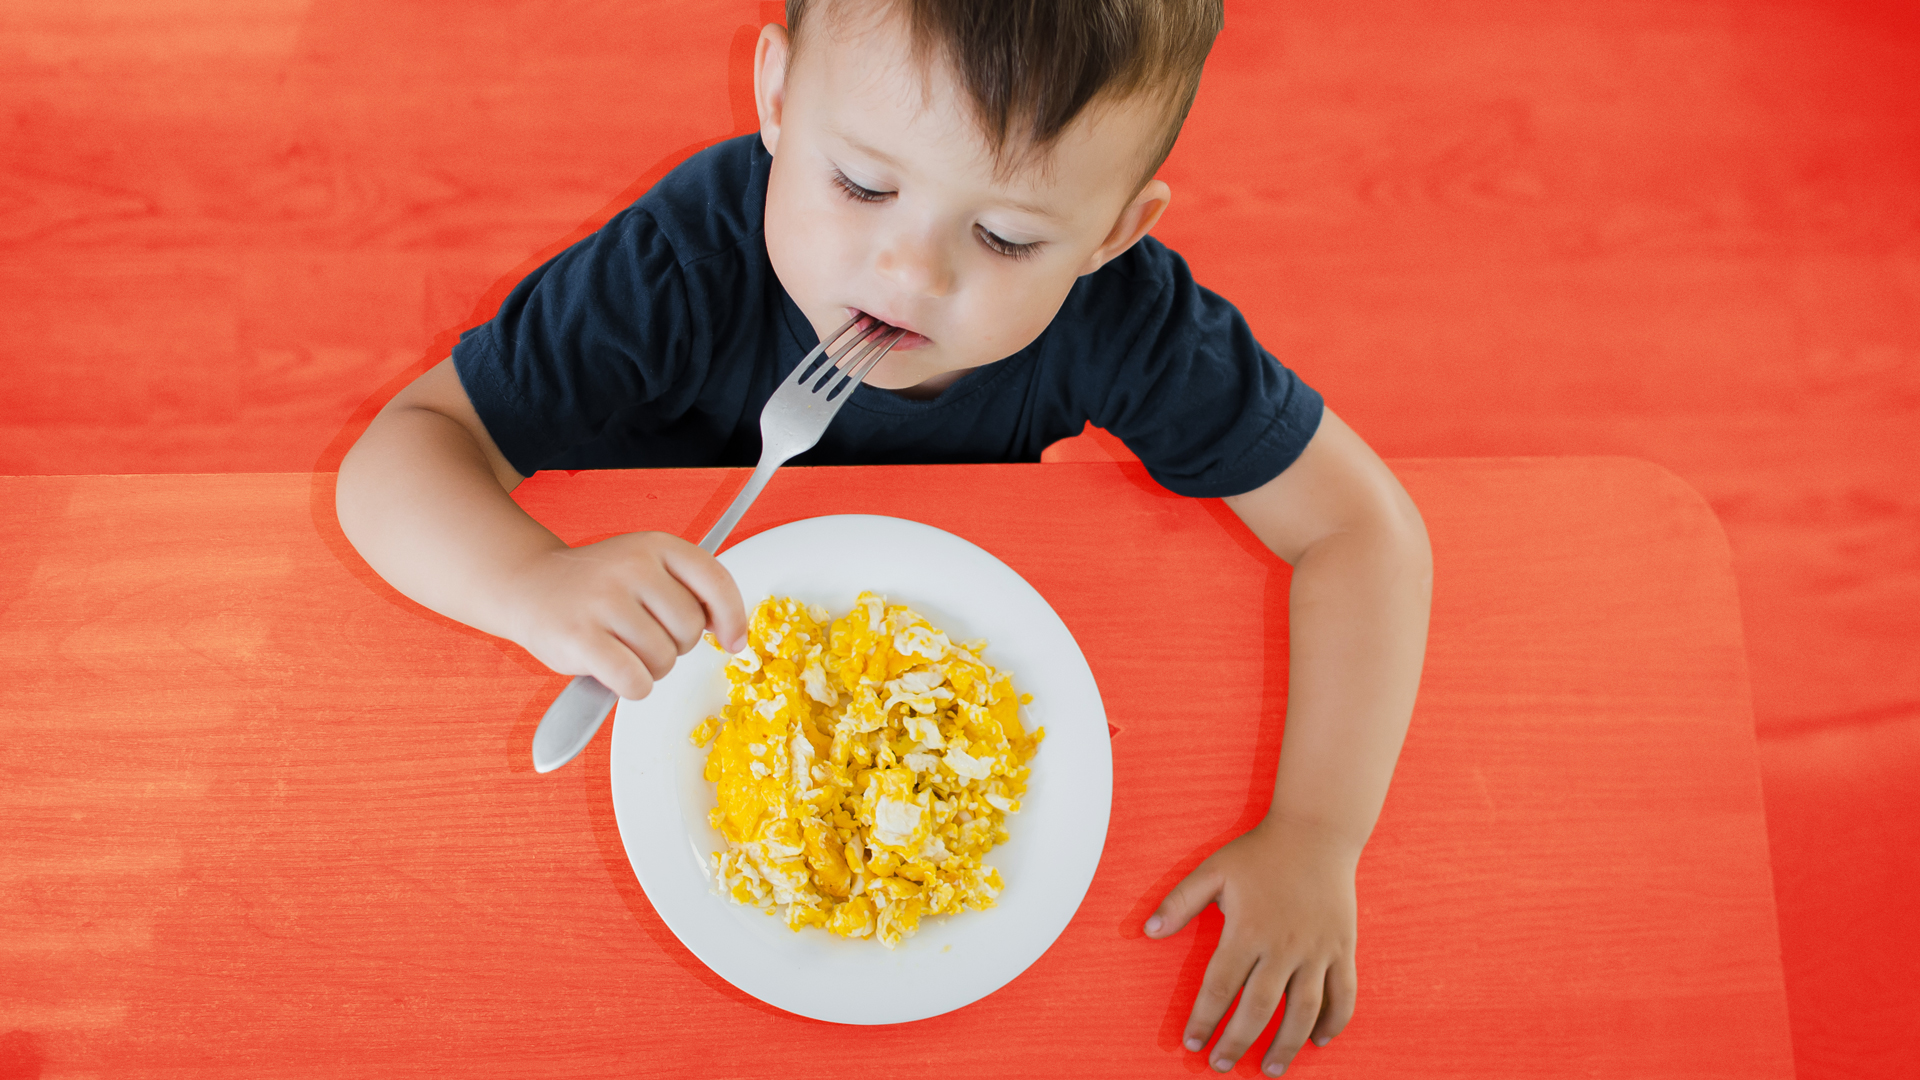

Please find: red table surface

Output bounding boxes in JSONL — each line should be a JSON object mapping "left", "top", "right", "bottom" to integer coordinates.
{"left": 0, "top": 459, "right": 1790, "bottom": 1078}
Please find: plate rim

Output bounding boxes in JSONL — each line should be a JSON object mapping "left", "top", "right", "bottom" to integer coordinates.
{"left": 608, "top": 513, "right": 1113, "bottom": 1025}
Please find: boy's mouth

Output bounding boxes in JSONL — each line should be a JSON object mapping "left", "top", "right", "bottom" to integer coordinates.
{"left": 847, "top": 308, "right": 930, "bottom": 351}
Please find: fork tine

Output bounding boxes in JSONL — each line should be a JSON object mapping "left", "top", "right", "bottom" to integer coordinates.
{"left": 805, "top": 319, "right": 886, "bottom": 390}
{"left": 794, "top": 314, "right": 868, "bottom": 386}
{"left": 848, "top": 330, "right": 905, "bottom": 383}
{"left": 819, "top": 327, "right": 894, "bottom": 394}
{"left": 824, "top": 329, "right": 905, "bottom": 401}
{"left": 830, "top": 325, "right": 891, "bottom": 375}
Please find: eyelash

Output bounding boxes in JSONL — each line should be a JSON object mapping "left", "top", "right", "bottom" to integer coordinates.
{"left": 830, "top": 169, "right": 1043, "bottom": 262}
{"left": 831, "top": 170, "right": 888, "bottom": 204}
{"left": 975, "top": 226, "right": 1042, "bottom": 261}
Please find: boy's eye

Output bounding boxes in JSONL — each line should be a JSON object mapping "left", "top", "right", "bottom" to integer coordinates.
{"left": 831, "top": 167, "right": 1041, "bottom": 261}
{"left": 831, "top": 169, "right": 890, "bottom": 203}
{"left": 975, "top": 225, "right": 1042, "bottom": 261}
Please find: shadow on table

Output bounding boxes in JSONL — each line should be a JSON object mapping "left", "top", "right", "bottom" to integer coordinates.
{"left": 1113, "top": 491, "right": 1296, "bottom": 1069}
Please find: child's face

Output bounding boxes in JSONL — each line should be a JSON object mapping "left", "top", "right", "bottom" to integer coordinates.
{"left": 755, "top": 5, "right": 1173, "bottom": 396}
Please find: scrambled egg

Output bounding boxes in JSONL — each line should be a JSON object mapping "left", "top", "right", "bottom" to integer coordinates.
{"left": 690, "top": 592, "right": 1042, "bottom": 948}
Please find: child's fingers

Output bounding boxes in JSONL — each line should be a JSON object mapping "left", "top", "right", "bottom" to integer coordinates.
{"left": 662, "top": 545, "right": 748, "bottom": 652}
{"left": 635, "top": 576, "right": 714, "bottom": 654}
{"left": 1309, "top": 955, "right": 1358, "bottom": 1047}
{"left": 1202, "top": 958, "right": 1287, "bottom": 1072}
{"left": 1144, "top": 860, "right": 1222, "bottom": 939}
{"left": 1260, "top": 964, "right": 1328, "bottom": 1076}
{"left": 577, "top": 632, "right": 657, "bottom": 701}
{"left": 1181, "top": 935, "right": 1257, "bottom": 1056}
{"left": 603, "top": 606, "right": 683, "bottom": 681}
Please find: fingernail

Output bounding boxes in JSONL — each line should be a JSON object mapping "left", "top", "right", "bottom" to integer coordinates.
{"left": 1313, "top": 1035, "right": 1329, "bottom": 1047}
{"left": 1146, "top": 915, "right": 1163, "bottom": 934}
{"left": 1184, "top": 1037, "right": 1203, "bottom": 1052}
{"left": 1266, "top": 1064, "right": 1286, "bottom": 1076}
{"left": 1213, "top": 1059, "right": 1233, "bottom": 1072}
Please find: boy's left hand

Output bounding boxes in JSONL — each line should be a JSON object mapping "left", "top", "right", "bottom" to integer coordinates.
{"left": 1145, "top": 817, "right": 1360, "bottom": 1075}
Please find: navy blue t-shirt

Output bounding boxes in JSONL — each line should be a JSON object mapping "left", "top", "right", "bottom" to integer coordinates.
{"left": 452, "top": 134, "right": 1323, "bottom": 499}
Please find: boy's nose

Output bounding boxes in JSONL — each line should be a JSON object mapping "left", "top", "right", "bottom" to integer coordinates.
{"left": 874, "top": 228, "right": 955, "bottom": 299}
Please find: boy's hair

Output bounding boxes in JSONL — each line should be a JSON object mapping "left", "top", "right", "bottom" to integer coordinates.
{"left": 787, "top": 0, "right": 1224, "bottom": 181}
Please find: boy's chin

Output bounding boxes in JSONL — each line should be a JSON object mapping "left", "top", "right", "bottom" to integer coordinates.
{"left": 860, "top": 355, "right": 974, "bottom": 399}
{"left": 859, "top": 354, "right": 925, "bottom": 389}
{"left": 861, "top": 373, "right": 927, "bottom": 394}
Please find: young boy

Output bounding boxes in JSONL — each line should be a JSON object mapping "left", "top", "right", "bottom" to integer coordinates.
{"left": 336, "top": 0, "right": 1431, "bottom": 1073}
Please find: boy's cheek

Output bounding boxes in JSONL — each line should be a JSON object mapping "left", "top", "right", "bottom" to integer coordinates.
{"left": 764, "top": 195, "right": 846, "bottom": 313}
{"left": 970, "top": 273, "right": 1076, "bottom": 353}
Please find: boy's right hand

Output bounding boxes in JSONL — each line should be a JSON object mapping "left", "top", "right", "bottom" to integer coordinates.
{"left": 500, "top": 532, "right": 749, "bottom": 701}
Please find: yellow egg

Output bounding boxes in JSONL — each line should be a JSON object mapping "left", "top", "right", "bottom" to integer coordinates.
{"left": 692, "top": 592, "right": 1043, "bottom": 948}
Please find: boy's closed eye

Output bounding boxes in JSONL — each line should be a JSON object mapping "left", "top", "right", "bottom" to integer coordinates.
{"left": 828, "top": 166, "right": 889, "bottom": 204}
{"left": 828, "top": 167, "right": 1044, "bottom": 261}
{"left": 974, "top": 227, "right": 1043, "bottom": 261}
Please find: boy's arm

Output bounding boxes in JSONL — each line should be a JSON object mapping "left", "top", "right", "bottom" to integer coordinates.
{"left": 335, "top": 359, "right": 748, "bottom": 699}
{"left": 1145, "top": 407, "right": 1432, "bottom": 1076}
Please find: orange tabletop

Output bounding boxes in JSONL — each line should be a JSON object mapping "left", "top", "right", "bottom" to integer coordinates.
{"left": 0, "top": 459, "right": 1791, "bottom": 1078}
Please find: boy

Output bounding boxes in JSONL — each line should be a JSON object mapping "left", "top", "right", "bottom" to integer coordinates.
{"left": 336, "top": 0, "right": 1431, "bottom": 1074}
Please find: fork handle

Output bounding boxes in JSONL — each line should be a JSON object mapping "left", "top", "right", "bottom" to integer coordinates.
{"left": 530, "top": 451, "right": 783, "bottom": 773}
{"left": 697, "top": 452, "right": 786, "bottom": 555}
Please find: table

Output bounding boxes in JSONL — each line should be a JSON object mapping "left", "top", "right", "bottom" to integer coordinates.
{"left": 0, "top": 459, "right": 1793, "bottom": 1077}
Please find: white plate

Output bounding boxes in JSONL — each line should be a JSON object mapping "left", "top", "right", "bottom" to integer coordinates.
{"left": 609, "top": 514, "right": 1112, "bottom": 1025}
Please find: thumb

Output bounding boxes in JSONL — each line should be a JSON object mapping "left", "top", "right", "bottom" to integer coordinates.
{"left": 663, "top": 543, "right": 749, "bottom": 653}
{"left": 1144, "top": 859, "right": 1223, "bottom": 939}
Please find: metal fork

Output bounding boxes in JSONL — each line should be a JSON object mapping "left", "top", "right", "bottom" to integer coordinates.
{"left": 531, "top": 315, "right": 905, "bottom": 773}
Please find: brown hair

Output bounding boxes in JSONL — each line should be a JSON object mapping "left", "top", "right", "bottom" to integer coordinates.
{"left": 786, "top": 0, "right": 1224, "bottom": 180}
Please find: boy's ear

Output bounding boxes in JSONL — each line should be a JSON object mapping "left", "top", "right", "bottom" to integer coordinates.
{"left": 1078, "top": 179, "right": 1172, "bottom": 276}
{"left": 755, "top": 23, "right": 792, "bottom": 156}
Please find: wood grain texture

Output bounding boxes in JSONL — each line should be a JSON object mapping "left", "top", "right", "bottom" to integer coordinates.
{"left": 4, "top": 0, "right": 1913, "bottom": 1073}
{"left": 0, "top": 461, "right": 1790, "bottom": 1077}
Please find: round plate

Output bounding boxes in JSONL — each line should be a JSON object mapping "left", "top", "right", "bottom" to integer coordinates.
{"left": 609, "top": 514, "right": 1112, "bottom": 1025}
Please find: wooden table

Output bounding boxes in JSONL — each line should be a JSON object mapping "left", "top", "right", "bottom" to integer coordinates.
{"left": 0, "top": 459, "right": 1792, "bottom": 1077}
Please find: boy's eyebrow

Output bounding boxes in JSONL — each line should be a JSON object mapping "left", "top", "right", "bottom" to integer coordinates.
{"left": 991, "top": 193, "right": 1063, "bottom": 221}
{"left": 836, "top": 130, "right": 906, "bottom": 170}
{"left": 834, "top": 129, "right": 1064, "bottom": 222}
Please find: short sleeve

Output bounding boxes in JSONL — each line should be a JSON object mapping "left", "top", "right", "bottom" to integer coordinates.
{"left": 451, "top": 205, "right": 704, "bottom": 477}
{"left": 1082, "top": 241, "right": 1324, "bottom": 498}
